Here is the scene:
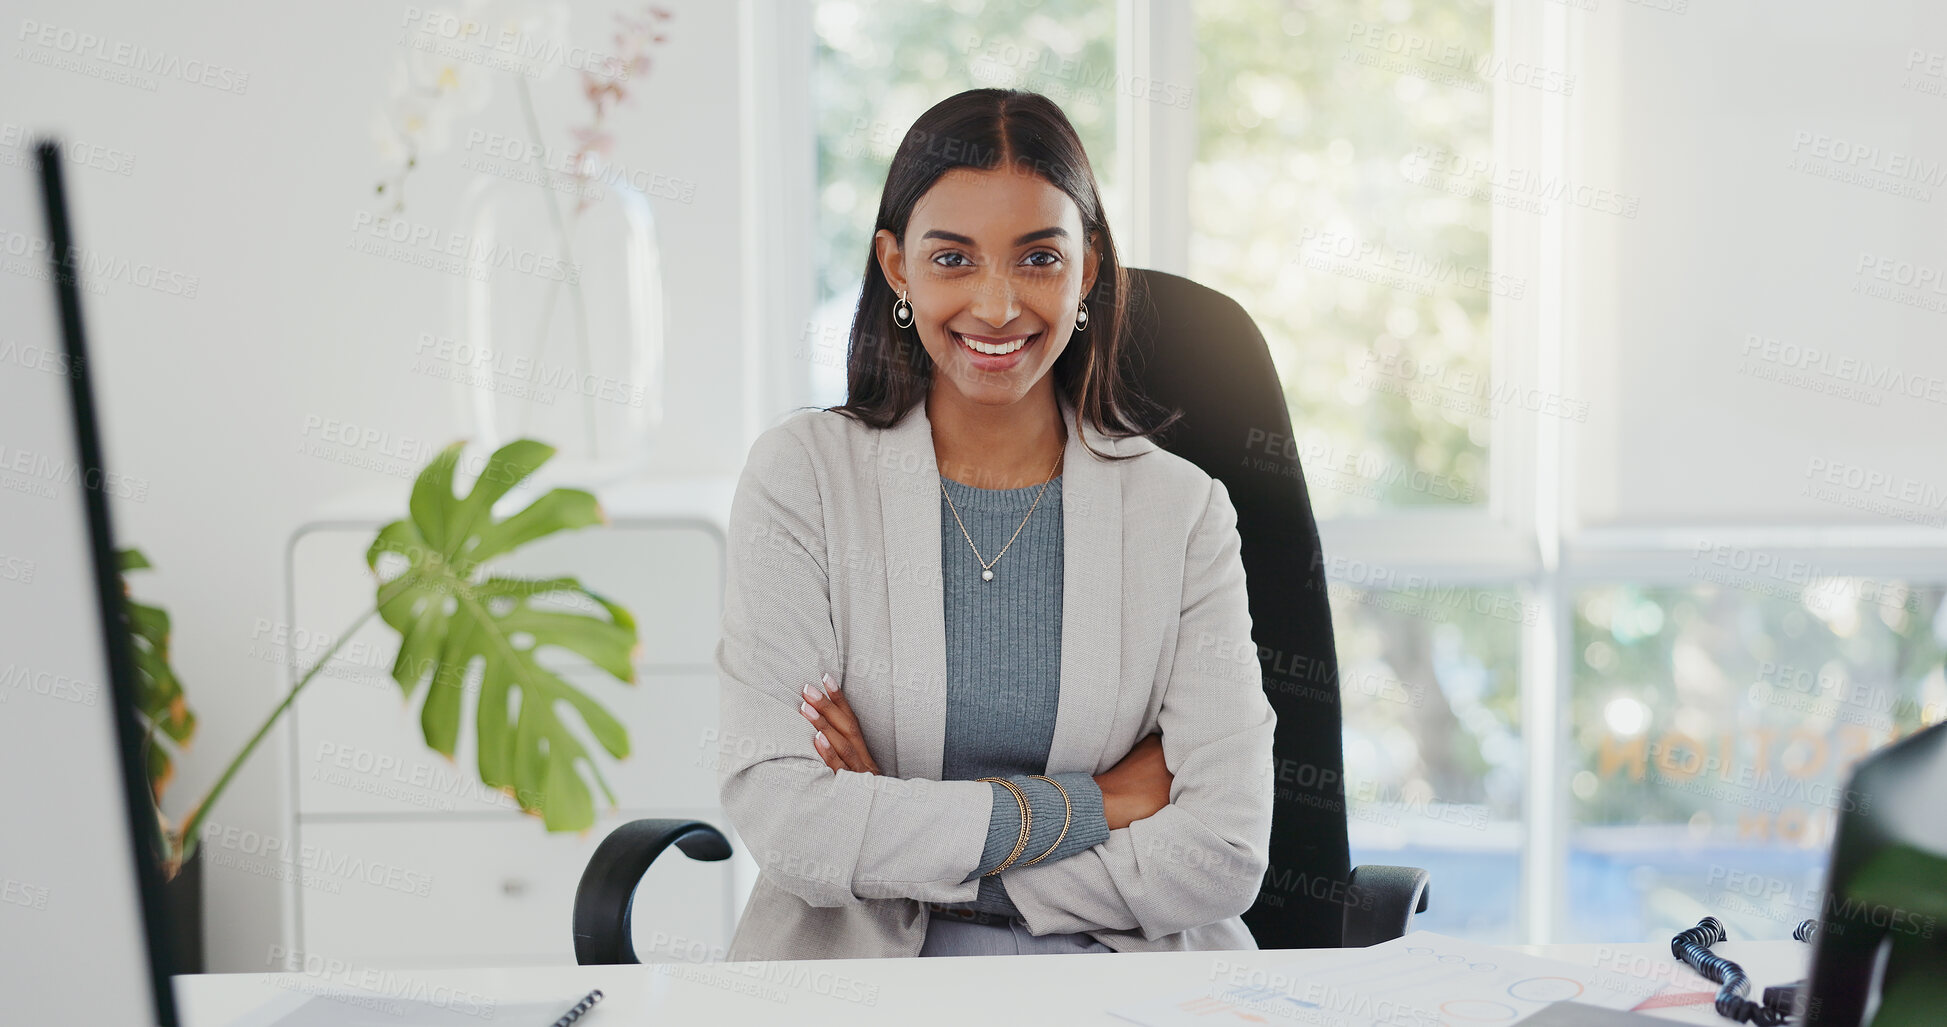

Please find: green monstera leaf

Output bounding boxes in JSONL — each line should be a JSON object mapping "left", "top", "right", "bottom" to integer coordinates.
{"left": 119, "top": 547, "right": 196, "bottom": 803}
{"left": 364, "top": 439, "right": 640, "bottom": 831}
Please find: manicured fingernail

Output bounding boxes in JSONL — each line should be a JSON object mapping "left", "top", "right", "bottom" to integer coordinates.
{"left": 802, "top": 683, "right": 820, "bottom": 700}
{"left": 815, "top": 730, "right": 828, "bottom": 748}
{"left": 800, "top": 700, "right": 817, "bottom": 719}
{"left": 823, "top": 672, "right": 839, "bottom": 693}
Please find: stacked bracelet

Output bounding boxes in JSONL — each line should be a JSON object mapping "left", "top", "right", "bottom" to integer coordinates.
{"left": 977, "top": 777, "right": 1032, "bottom": 875}
{"left": 976, "top": 775, "right": 1077, "bottom": 876}
{"left": 1019, "top": 775, "right": 1073, "bottom": 867}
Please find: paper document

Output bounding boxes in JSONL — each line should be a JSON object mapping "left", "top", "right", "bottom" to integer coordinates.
{"left": 1108, "top": 931, "right": 1666, "bottom": 1027}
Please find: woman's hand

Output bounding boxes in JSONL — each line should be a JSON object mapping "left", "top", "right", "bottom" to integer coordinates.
{"left": 1094, "top": 733, "right": 1172, "bottom": 830}
{"left": 799, "top": 672, "right": 882, "bottom": 775}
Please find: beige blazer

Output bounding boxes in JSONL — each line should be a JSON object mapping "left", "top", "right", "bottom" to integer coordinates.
{"left": 714, "top": 388, "right": 1276, "bottom": 961}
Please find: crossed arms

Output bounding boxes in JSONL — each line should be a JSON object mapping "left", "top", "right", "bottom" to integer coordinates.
{"left": 714, "top": 425, "right": 1275, "bottom": 941}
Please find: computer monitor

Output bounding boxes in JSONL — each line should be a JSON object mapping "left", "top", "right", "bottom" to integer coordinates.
{"left": 1799, "top": 720, "right": 1947, "bottom": 1025}
{"left": 0, "top": 139, "right": 181, "bottom": 1026}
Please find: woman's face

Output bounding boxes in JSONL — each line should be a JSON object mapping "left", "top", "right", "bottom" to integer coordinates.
{"left": 875, "top": 165, "right": 1100, "bottom": 408}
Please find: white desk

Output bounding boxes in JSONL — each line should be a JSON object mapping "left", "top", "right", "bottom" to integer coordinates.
{"left": 175, "top": 940, "right": 1806, "bottom": 1026}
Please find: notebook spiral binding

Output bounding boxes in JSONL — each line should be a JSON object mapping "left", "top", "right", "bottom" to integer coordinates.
{"left": 550, "top": 989, "right": 604, "bottom": 1027}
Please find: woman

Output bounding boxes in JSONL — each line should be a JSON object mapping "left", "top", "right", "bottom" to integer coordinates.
{"left": 716, "top": 87, "right": 1276, "bottom": 961}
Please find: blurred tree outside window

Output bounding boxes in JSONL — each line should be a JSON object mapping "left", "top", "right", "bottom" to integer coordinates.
{"left": 1193, "top": 0, "right": 1513, "bottom": 938}
{"left": 1568, "top": 580, "right": 1947, "bottom": 942}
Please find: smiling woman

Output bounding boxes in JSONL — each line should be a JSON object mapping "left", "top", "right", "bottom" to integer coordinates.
{"left": 714, "top": 88, "right": 1277, "bottom": 962}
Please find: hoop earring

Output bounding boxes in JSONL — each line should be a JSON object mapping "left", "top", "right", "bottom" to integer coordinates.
{"left": 893, "top": 289, "right": 914, "bottom": 329}
{"left": 1074, "top": 300, "right": 1089, "bottom": 332}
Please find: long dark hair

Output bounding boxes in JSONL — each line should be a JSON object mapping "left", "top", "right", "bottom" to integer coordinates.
{"left": 821, "top": 87, "right": 1179, "bottom": 461}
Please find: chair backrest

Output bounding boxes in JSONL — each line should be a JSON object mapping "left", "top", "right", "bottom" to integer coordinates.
{"left": 1119, "top": 267, "right": 1352, "bottom": 949}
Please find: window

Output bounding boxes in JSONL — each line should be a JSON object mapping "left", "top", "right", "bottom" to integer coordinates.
{"left": 1567, "top": 578, "right": 1947, "bottom": 942}
{"left": 1333, "top": 582, "right": 1524, "bottom": 940}
{"left": 1194, "top": 0, "right": 1496, "bottom": 518}
{"left": 1191, "top": 0, "right": 1518, "bottom": 942}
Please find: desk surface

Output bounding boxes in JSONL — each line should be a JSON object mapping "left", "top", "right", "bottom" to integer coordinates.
{"left": 175, "top": 940, "right": 1805, "bottom": 1026}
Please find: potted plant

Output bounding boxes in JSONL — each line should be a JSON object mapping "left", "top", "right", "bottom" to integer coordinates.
{"left": 120, "top": 547, "right": 203, "bottom": 969}
{"left": 126, "top": 438, "right": 640, "bottom": 968}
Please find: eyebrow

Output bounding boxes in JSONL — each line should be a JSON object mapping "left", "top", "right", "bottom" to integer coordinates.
{"left": 920, "top": 227, "right": 1070, "bottom": 246}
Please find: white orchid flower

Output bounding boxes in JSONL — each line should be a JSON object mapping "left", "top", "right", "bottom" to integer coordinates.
{"left": 376, "top": 54, "right": 469, "bottom": 160}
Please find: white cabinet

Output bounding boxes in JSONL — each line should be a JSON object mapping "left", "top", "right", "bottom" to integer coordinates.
{"left": 277, "top": 475, "right": 759, "bottom": 968}
{"left": 294, "top": 810, "right": 735, "bottom": 968}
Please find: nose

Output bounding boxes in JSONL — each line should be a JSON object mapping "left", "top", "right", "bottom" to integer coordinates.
{"left": 966, "top": 268, "right": 1021, "bottom": 329}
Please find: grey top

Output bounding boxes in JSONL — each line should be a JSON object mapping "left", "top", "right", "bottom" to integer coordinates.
{"left": 937, "top": 471, "right": 1111, "bottom": 917}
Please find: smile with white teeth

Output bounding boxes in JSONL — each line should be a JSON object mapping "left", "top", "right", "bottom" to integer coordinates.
{"left": 956, "top": 332, "right": 1035, "bottom": 355}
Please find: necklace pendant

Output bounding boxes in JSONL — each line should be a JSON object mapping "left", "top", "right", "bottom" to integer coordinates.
{"left": 982, "top": 569, "right": 994, "bottom": 582}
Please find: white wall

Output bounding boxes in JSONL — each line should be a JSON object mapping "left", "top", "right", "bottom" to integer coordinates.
{"left": 1571, "top": 0, "right": 1947, "bottom": 529}
{"left": 3, "top": 0, "right": 751, "bottom": 971}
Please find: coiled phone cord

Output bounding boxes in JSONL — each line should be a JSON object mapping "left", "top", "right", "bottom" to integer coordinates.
{"left": 1671, "top": 916, "right": 1815, "bottom": 1025}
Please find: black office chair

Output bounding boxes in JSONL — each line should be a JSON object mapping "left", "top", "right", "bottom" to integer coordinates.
{"left": 570, "top": 267, "right": 1429, "bottom": 965}
{"left": 1116, "top": 267, "right": 1428, "bottom": 950}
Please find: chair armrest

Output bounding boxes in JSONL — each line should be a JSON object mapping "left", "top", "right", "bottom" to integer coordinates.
{"left": 1341, "top": 864, "right": 1430, "bottom": 947}
{"left": 572, "top": 818, "right": 734, "bottom": 965}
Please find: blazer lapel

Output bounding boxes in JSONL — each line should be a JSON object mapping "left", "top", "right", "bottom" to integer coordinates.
{"left": 875, "top": 398, "right": 947, "bottom": 781}
{"left": 873, "top": 390, "right": 1124, "bottom": 781}
{"left": 1049, "top": 391, "right": 1124, "bottom": 777}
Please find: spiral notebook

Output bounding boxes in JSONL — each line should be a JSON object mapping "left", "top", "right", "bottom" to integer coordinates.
{"left": 227, "top": 987, "right": 602, "bottom": 1027}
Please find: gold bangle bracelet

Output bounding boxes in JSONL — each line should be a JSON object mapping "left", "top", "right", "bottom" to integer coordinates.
{"left": 987, "top": 778, "right": 1031, "bottom": 875}
{"left": 1019, "top": 775, "right": 1072, "bottom": 867}
{"left": 977, "top": 777, "right": 1032, "bottom": 876}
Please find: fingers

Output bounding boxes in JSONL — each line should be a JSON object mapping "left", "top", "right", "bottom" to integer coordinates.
{"left": 811, "top": 729, "right": 846, "bottom": 773}
{"left": 815, "top": 697, "right": 875, "bottom": 774}
{"left": 813, "top": 718, "right": 870, "bottom": 774}
{"left": 809, "top": 675, "right": 866, "bottom": 742}
{"left": 832, "top": 698, "right": 882, "bottom": 775}
{"left": 799, "top": 675, "right": 880, "bottom": 774}
{"left": 799, "top": 686, "right": 849, "bottom": 771}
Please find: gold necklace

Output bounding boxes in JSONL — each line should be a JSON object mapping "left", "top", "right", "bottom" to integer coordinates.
{"left": 939, "top": 444, "right": 1064, "bottom": 583}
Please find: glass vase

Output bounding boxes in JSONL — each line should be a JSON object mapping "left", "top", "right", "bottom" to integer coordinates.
{"left": 448, "top": 156, "right": 666, "bottom": 487}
